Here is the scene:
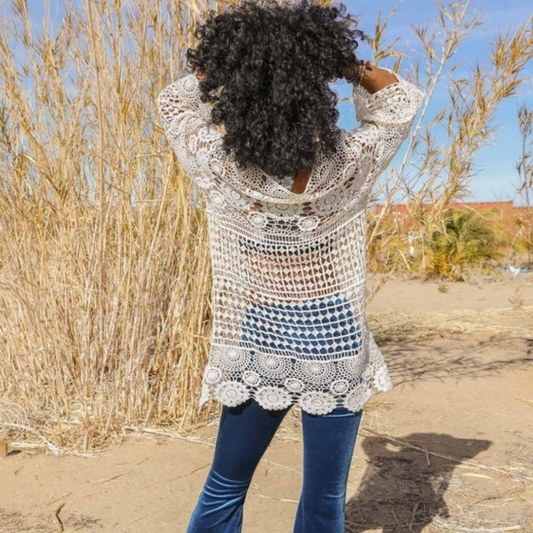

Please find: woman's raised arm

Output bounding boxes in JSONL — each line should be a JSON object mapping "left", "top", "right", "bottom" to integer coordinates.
{"left": 156, "top": 73, "right": 223, "bottom": 188}
{"left": 342, "top": 62, "right": 426, "bottom": 202}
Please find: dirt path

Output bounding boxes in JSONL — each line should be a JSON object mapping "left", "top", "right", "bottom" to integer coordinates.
{"left": 1, "top": 275, "right": 532, "bottom": 532}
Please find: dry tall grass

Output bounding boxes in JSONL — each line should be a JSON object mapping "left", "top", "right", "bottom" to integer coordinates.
{"left": 0, "top": 0, "right": 232, "bottom": 453}
{"left": 0, "top": 0, "right": 531, "bottom": 453}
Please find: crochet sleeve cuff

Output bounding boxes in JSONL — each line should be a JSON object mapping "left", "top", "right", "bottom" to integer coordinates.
{"left": 352, "top": 66, "right": 426, "bottom": 127}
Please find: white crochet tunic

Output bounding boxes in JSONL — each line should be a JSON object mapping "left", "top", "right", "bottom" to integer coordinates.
{"left": 157, "top": 67, "right": 425, "bottom": 415}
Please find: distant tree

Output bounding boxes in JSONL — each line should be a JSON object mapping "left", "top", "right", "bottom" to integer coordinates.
{"left": 428, "top": 208, "right": 499, "bottom": 278}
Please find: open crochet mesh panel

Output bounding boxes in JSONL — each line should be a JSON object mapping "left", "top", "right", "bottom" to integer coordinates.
{"left": 157, "top": 67, "right": 425, "bottom": 415}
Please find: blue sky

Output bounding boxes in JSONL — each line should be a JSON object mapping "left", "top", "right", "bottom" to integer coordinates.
{"left": 335, "top": 0, "right": 533, "bottom": 204}
{"left": 22, "top": 0, "right": 533, "bottom": 203}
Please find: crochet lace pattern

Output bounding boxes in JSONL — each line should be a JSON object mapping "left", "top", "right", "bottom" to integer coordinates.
{"left": 157, "top": 66, "right": 425, "bottom": 415}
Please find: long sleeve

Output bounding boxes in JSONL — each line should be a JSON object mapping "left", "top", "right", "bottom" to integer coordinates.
{"left": 344, "top": 66, "right": 426, "bottom": 201}
{"left": 156, "top": 73, "right": 223, "bottom": 188}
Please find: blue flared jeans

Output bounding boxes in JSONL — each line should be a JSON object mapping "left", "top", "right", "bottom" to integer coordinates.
{"left": 185, "top": 292, "right": 363, "bottom": 532}
{"left": 185, "top": 398, "right": 362, "bottom": 533}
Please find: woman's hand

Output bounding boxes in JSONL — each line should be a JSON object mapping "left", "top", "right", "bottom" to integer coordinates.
{"left": 196, "top": 70, "right": 207, "bottom": 82}
{"left": 342, "top": 58, "right": 398, "bottom": 95}
{"left": 359, "top": 63, "right": 398, "bottom": 94}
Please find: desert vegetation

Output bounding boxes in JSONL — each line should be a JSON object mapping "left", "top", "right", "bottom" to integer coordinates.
{"left": 0, "top": 0, "right": 531, "bottom": 455}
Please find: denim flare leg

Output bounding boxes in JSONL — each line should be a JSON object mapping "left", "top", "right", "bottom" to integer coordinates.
{"left": 184, "top": 398, "right": 362, "bottom": 533}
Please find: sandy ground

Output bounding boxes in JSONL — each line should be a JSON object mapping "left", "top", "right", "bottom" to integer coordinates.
{"left": 1, "top": 274, "right": 532, "bottom": 533}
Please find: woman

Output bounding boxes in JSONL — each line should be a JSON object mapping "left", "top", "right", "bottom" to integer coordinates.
{"left": 157, "top": 1, "right": 425, "bottom": 531}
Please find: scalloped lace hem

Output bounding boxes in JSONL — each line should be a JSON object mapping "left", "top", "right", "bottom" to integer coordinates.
{"left": 198, "top": 362, "right": 393, "bottom": 416}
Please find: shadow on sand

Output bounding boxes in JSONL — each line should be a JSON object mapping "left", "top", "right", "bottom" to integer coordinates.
{"left": 346, "top": 433, "right": 492, "bottom": 532}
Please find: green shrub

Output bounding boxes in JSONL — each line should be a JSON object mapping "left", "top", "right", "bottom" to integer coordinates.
{"left": 427, "top": 208, "right": 500, "bottom": 278}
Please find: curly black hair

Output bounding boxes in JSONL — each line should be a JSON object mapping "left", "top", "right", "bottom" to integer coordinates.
{"left": 186, "top": 0, "right": 368, "bottom": 181}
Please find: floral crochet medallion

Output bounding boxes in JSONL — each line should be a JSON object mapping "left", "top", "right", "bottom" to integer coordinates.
{"left": 157, "top": 67, "right": 425, "bottom": 415}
